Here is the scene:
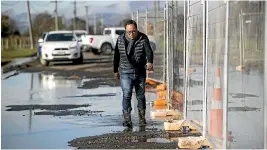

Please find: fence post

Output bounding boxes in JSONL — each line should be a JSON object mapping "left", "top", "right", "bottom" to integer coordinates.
{"left": 166, "top": 0, "right": 170, "bottom": 109}
{"left": 145, "top": 7, "right": 148, "bottom": 35}
{"left": 131, "top": 12, "right": 134, "bottom": 20}
{"left": 19, "top": 38, "right": 22, "bottom": 48}
{"left": 171, "top": 1, "right": 175, "bottom": 95}
{"left": 136, "top": 9, "right": 139, "bottom": 28}
{"left": 163, "top": 4, "right": 167, "bottom": 83}
{"left": 223, "top": 0, "right": 229, "bottom": 148}
{"left": 202, "top": 0, "right": 208, "bottom": 138}
{"left": 184, "top": 0, "right": 190, "bottom": 120}
{"left": 1, "top": 39, "right": 3, "bottom": 51}
{"left": 264, "top": 0, "right": 267, "bottom": 148}
{"left": 6, "top": 39, "right": 9, "bottom": 49}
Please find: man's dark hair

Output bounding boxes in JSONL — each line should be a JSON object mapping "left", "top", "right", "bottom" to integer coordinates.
{"left": 124, "top": 20, "right": 137, "bottom": 29}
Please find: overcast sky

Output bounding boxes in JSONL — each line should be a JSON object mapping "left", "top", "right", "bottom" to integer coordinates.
{"left": 1, "top": 0, "right": 131, "bottom": 17}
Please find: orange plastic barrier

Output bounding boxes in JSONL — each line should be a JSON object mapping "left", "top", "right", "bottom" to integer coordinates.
{"left": 154, "top": 99, "right": 167, "bottom": 106}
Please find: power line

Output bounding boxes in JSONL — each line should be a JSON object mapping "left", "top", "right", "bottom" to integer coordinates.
{"left": 1, "top": 1, "right": 20, "bottom": 6}
{"left": 30, "top": 3, "right": 41, "bottom": 14}
{"left": 31, "top": 2, "right": 51, "bottom": 7}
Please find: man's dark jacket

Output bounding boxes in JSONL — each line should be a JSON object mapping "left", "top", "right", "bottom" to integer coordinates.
{"left": 113, "top": 32, "right": 154, "bottom": 74}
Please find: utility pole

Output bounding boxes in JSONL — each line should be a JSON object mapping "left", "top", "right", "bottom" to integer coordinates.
{"left": 26, "top": 0, "right": 34, "bottom": 49}
{"left": 101, "top": 14, "right": 104, "bottom": 31}
{"left": 94, "top": 13, "right": 97, "bottom": 34}
{"left": 85, "top": 6, "right": 89, "bottom": 33}
{"left": 55, "top": 0, "right": 58, "bottom": 30}
{"left": 51, "top": 0, "right": 59, "bottom": 30}
{"left": 73, "top": 0, "right": 77, "bottom": 30}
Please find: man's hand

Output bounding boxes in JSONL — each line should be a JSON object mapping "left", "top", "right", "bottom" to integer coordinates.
{"left": 146, "top": 63, "right": 153, "bottom": 71}
{"left": 114, "top": 72, "right": 120, "bottom": 80}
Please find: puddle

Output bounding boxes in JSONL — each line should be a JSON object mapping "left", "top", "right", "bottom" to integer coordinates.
{"left": 189, "top": 106, "right": 261, "bottom": 112}
{"left": 34, "top": 110, "right": 104, "bottom": 116}
{"left": 62, "top": 93, "right": 117, "bottom": 98}
{"left": 78, "top": 78, "right": 120, "bottom": 89}
{"left": 3, "top": 57, "right": 37, "bottom": 68}
{"left": 229, "top": 93, "right": 259, "bottom": 98}
{"left": 1, "top": 72, "right": 167, "bottom": 149}
{"left": 2, "top": 68, "right": 265, "bottom": 149}
{"left": 5, "top": 104, "right": 91, "bottom": 111}
{"left": 1, "top": 57, "right": 37, "bottom": 74}
{"left": 228, "top": 107, "right": 261, "bottom": 112}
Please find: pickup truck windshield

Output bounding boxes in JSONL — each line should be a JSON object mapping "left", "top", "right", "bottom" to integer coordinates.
{"left": 46, "top": 33, "right": 75, "bottom": 42}
{"left": 104, "top": 30, "right": 111, "bottom": 35}
{"left": 115, "top": 30, "right": 125, "bottom": 35}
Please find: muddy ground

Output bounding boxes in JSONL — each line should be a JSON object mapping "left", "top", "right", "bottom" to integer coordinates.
{"left": 68, "top": 131, "right": 201, "bottom": 149}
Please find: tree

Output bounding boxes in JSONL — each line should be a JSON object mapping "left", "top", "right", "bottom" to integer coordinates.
{"left": 32, "top": 12, "right": 65, "bottom": 39}
{"left": 68, "top": 17, "right": 86, "bottom": 30}
{"left": 1, "top": 14, "right": 19, "bottom": 38}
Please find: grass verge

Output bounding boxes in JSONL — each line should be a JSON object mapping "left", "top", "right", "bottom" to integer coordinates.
{"left": 1, "top": 48, "right": 37, "bottom": 65}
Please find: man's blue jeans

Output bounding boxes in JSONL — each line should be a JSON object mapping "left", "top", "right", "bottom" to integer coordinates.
{"left": 120, "top": 73, "right": 146, "bottom": 113}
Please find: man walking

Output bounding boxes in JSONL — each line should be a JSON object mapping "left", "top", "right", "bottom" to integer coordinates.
{"left": 113, "top": 20, "right": 154, "bottom": 128}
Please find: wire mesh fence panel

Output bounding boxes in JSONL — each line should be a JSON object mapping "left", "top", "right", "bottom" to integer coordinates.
{"left": 137, "top": 11, "right": 146, "bottom": 34}
{"left": 169, "top": 1, "right": 186, "bottom": 111}
{"left": 225, "top": 1, "right": 265, "bottom": 149}
{"left": 147, "top": 9, "right": 165, "bottom": 83}
{"left": 206, "top": 1, "right": 227, "bottom": 148}
{"left": 131, "top": 1, "right": 267, "bottom": 149}
{"left": 186, "top": 0, "right": 204, "bottom": 123}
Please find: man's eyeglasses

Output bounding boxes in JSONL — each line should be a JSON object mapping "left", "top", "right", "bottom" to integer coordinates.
{"left": 126, "top": 30, "right": 137, "bottom": 35}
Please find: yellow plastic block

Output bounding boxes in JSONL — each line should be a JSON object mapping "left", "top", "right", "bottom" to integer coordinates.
{"left": 151, "top": 115, "right": 182, "bottom": 121}
{"left": 164, "top": 120, "right": 199, "bottom": 131}
{"left": 153, "top": 105, "right": 167, "bottom": 110}
{"left": 150, "top": 109, "right": 182, "bottom": 118}
{"left": 178, "top": 136, "right": 213, "bottom": 149}
{"left": 164, "top": 120, "right": 185, "bottom": 131}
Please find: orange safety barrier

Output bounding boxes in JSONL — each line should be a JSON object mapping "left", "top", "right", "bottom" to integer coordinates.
{"left": 157, "top": 90, "right": 167, "bottom": 99}
{"left": 156, "top": 83, "right": 166, "bottom": 91}
{"left": 209, "top": 66, "right": 223, "bottom": 138}
{"left": 145, "top": 79, "right": 157, "bottom": 85}
{"left": 153, "top": 105, "right": 167, "bottom": 110}
{"left": 154, "top": 98, "right": 167, "bottom": 106}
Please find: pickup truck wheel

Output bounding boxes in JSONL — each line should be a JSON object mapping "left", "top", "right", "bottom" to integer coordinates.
{"left": 73, "top": 53, "right": 84, "bottom": 65}
{"left": 40, "top": 57, "right": 49, "bottom": 66}
{"left": 92, "top": 48, "right": 100, "bottom": 55}
{"left": 100, "top": 43, "right": 112, "bottom": 55}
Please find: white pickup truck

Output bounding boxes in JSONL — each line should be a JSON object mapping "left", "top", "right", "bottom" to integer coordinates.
{"left": 81, "top": 27, "right": 157, "bottom": 55}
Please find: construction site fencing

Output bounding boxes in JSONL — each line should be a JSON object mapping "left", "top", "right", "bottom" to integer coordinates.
{"left": 133, "top": 8, "right": 166, "bottom": 83}
{"left": 132, "top": 0, "right": 266, "bottom": 149}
